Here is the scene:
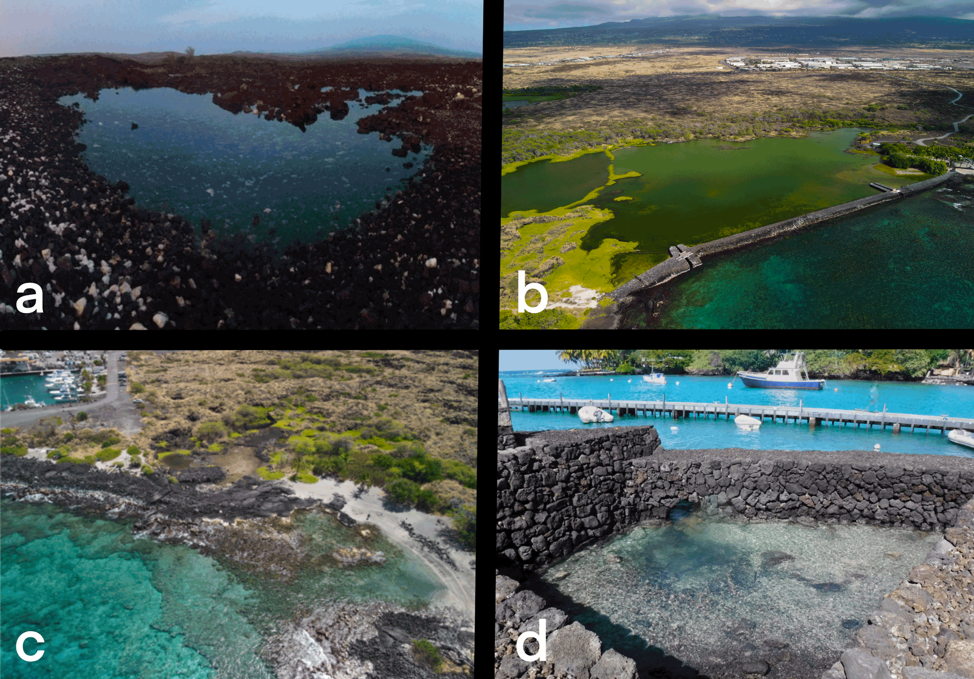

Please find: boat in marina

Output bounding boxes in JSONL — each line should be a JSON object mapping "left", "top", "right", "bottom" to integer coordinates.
{"left": 578, "top": 405, "right": 614, "bottom": 424}
{"left": 948, "top": 429, "right": 974, "bottom": 450}
{"left": 735, "top": 415, "right": 762, "bottom": 430}
{"left": 737, "top": 352, "right": 825, "bottom": 390}
{"left": 643, "top": 372, "right": 666, "bottom": 385}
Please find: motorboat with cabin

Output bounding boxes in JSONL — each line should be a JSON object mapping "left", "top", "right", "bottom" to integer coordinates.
{"left": 642, "top": 370, "right": 666, "bottom": 385}
{"left": 578, "top": 405, "right": 614, "bottom": 424}
{"left": 737, "top": 352, "right": 825, "bottom": 390}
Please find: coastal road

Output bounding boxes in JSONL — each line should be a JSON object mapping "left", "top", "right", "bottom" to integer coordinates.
{"left": 1, "top": 351, "right": 141, "bottom": 435}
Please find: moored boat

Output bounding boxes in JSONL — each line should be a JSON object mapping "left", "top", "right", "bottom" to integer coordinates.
{"left": 578, "top": 405, "right": 614, "bottom": 424}
{"left": 737, "top": 352, "right": 825, "bottom": 390}
{"left": 642, "top": 372, "right": 666, "bottom": 385}
{"left": 735, "top": 415, "right": 761, "bottom": 430}
{"left": 947, "top": 429, "right": 974, "bottom": 450}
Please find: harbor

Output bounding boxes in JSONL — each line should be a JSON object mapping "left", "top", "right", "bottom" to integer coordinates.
{"left": 0, "top": 350, "right": 118, "bottom": 411}
{"left": 508, "top": 396, "right": 974, "bottom": 436}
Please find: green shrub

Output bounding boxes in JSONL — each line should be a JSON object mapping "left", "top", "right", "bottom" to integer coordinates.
{"left": 1, "top": 445, "right": 29, "bottom": 457}
{"left": 412, "top": 640, "right": 442, "bottom": 671}
{"left": 207, "top": 443, "right": 223, "bottom": 453}
{"left": 230, "top": 405, "right": 273, "bottom": 430}
{"left": 295, "top": 472, "right": 318, "bottom": 483}
{"left": 257, "top": 467, "right": 285, "bottom": 480}
{"left": 130, "top": 382, "right": 145, "bottom": 394}
{"left": 100, "top": 436, "right": 121, "bottom": 449}
{"left": 197, "top": 421, "right": 226, "bottom": 441}
{"left": 76, "top": 412, "right": 88, "bottom": 422}
{"left": 96, "top": 448, "right": 122, "bottom": 462}
{"left": 387, "top": 478, "right": 420, "bottom": 506}
{"left": 142, "top": 465, "right": 154, "bottom": 475}
{"left": 127, "top": 444, "right": 141, "bottom": 456}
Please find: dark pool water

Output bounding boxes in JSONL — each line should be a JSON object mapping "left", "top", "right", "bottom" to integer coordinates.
{"left": 58, "top": 87, "right": 429, "bottom": 244}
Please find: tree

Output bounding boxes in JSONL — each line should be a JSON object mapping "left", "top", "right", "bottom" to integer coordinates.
{"left": 386, "top": 478, "right": 419, "bottom": 506}
{"left": 185, "top": 46, "right": 195, "bottom": 57}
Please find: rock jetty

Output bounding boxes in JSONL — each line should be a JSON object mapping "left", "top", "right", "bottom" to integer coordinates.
{"left": 0, "top": 54, "right": 480, "bottom": 329}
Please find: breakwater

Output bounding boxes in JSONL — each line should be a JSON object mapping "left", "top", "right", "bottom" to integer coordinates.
{"left": 583, "top": 171, "right": 957, "bottom": 329}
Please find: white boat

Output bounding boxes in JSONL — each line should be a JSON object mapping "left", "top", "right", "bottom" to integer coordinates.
{"left": 543, "top": 378, "right": 556, "bottom": 383}
{"left": 578, "top": 406, "right": 614, "bottom": 424}
{"left": 24, "top": 396, "right": 41, "bottom": 408}
{"left": 948, "top": 429, "right": 974, "bottom": 450}
{"left": 735, "top": 415, "right": 762, "bottom": 430}
{"left": 737, "top": 352, "right": 825, "bottom": 390}
{"left": 642, "top": 372, "right": 666, "bottom": 385}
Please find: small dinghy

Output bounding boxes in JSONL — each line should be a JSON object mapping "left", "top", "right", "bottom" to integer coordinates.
{"left": 948, "top": 429, "right": 974, "bottom": 450}
{"left": 735, "top": 414, "right": 761, "bottom": 431}
{"left": 578, "top": 406, "right": 614, "bottom": 424}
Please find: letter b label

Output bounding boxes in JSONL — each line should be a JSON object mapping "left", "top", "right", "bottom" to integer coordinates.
{"left": 518, "top": 271, "right": 547, "bottom": 314}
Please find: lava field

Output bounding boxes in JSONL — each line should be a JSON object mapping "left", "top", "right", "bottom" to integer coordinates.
{"left": 0, "top": 54, "right": 481, "bottom": 329}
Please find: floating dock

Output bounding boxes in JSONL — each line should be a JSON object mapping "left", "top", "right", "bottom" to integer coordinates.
{"left": 869, "top": 182, "right": 895, "bottom": 193}
{"left": 507, "top": 396, "right": 974, "bottom": 435}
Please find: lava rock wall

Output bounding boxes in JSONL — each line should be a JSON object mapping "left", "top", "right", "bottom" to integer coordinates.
{"left": 497, "top": 424, "right": 974, "bottom": 573}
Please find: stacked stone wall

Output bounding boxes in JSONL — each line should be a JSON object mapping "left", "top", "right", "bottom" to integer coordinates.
{"left": 497, "top": 425, "right": 974, "bottom": 574}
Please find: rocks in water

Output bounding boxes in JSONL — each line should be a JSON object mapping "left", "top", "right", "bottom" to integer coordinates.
{"left": 840, "top": 647, "right": 891, "bottom": 679}
{"left": 842, "top": 619, "right": 862, "bottom": 629}
{"left": 332, "top": 546, "right": 386, "bottom": 567}
{"left": 813, "top": 582, "right": 843, "bottom": 592}
{"left": 741, "top": 659, "right": 770, "bottom": 675}
{"left": 761, "top": 550, "right": 795, "bottom": 567}
{"left": 326, "top": 493, "right": 346, "bottom": 511}
{"left": 131, "top": 122, "right": 138, "bottom": 129}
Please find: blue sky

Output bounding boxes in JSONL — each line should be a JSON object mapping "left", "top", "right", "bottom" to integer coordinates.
{"left": 500, "top": 350, "right": 570, "bottom": 372}
{"left": 505, "top": 0, "right": 974, "bottom": 32}
{"left": 1, "top": 0, "right": 482, "bottom": 57}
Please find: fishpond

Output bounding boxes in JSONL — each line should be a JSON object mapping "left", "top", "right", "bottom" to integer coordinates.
{"left": 0, "top": 499, "right": 442, "bottom": 679}
{"left": 538, "top": 511, "right": 941, "bottom": 677}
{"left": 623, "top": 174, "right": 974, "bottom": 328}
{"left": 501, "top": 129, "right": 933, "bottom": 286}
{"left": 58, "top": 87, "right": 430, "bottom": 244}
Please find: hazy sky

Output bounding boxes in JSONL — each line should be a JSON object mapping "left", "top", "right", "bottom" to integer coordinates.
{"left": 505, "top": 0, "right": 974, "bottom": 31}
{"left": 500, "top": 350, "right": 569, "bottom": 371}
{"left": 1, "top": 0, "right": 482, "bottom": 57}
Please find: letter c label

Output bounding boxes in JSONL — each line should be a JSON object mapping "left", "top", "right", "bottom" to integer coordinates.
{"left": 16, "top": 631, "right": 45, "bottom": 662}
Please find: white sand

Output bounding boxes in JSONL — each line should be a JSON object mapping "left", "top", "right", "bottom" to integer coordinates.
{"left": 283, "top": 476, "right": 476, "bottom": 626}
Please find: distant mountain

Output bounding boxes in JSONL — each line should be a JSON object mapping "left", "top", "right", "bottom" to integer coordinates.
{"left": 504, "top": 15, "right": 974, "bottom": 49}
{"left": 315, "top": 35, "right": 480, "bottom": 58}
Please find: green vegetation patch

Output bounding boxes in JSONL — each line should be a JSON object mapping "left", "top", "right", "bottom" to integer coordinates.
{"left": 613, "top": 196, "right": 634, "bottom": 201}
{"left": 412, "top": 639, "right": 443, "bottom": 672}
{"left": 257, "top": 467, "right": 286, "bottom": 481}
{"left": 96, "top": 448, "right": 122, "bottom": 462}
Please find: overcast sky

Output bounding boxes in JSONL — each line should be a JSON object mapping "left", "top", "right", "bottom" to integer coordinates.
{"left": 1, "top": 0, "right": 482, "bottom": 58}
{"left": 505, "top": 0, "right": 974, "bottom": 31}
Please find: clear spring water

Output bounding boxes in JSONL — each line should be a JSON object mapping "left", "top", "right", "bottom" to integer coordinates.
{"left": 0, "top": 499, "right": 442, "bottom": 678}
{"left": 57, "top": 87, "right": 430, "bottom": 245}
{"left": 539, "top": 512, "right": 940, "bottom": 674}
{"left": 500, "top": 371, "right": 974, "bottom": 458}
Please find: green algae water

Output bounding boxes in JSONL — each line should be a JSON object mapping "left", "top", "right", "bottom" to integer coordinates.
{"left": 58, "top": 87, "right": 429, "bottom": 245}
{"left": 626, "top": 174, "right": 974, "bottom": 328}
{"left": 540, "top": 513, "right": 940, "bottom": 676}
{"left": 0, "top": 499, "right": 442, "bottom": 678}
{"left": 501, "top": 129, "right": 932, "bottom": 284}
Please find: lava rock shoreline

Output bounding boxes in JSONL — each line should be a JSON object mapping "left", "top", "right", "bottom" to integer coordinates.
{"left": 0, "top": 54, "right": 481, "bottom": 329}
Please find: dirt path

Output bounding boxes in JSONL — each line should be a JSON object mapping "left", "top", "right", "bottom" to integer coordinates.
{"left": 916, "top": 87, "right": 974, "bottom": 146}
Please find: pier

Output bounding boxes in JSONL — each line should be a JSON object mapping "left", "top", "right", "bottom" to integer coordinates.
{"left": 869, "top": 182, "right": 895, "bottom": 193}
{"left": 507, "top": 395, "right": 974, "bottom": 436}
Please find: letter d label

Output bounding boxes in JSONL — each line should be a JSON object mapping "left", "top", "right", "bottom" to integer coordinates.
{"left": 516, "top": 618, "right": 546, "bottom": 662}
{"left": 518, "top": 271, "right": 547, "bottom": 314}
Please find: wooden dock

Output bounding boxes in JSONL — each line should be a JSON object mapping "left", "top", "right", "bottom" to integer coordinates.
{"left": 507, "top": 396, "right": 974, "bottom": 435}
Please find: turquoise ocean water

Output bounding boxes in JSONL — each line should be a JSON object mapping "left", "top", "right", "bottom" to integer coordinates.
{"left": 0, "top": 500, "right": 441, "bottom": 679}
{"left": 501, "top": 371, "right": 974, "bottom": 458}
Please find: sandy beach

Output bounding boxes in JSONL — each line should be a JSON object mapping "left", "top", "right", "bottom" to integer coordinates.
{"left": 283, "top": 476, "right": 476, "bottom": 626}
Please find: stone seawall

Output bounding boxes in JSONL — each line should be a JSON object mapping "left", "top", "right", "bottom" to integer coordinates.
{"left": 497, "top": 425, "right": 974, "bottom": 574}
{"left": 822, "top": 498, "right": 974, "bottom": 679}
{"left": 582, "top": 171, "right": 957, "bottom": 329}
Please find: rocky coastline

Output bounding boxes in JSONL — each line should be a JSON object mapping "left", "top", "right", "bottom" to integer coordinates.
{"left": 0, "top": 455, "right": 473, "bottom": 678}
{"left": 0, "top": 54, "right": 480, "bottom": 329}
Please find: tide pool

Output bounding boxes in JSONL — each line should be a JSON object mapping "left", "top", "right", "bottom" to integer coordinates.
{"left": 58, "top": 87, "right": 430, "bottom": 245}
{"left": 501, "top": 371, "right": 974, "bottom": 458}
{"left": 0, "top": 499, "right": 442, "bottom": 679}
{"left": 539, "top": 512, "right": 940, "bottom": 676}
